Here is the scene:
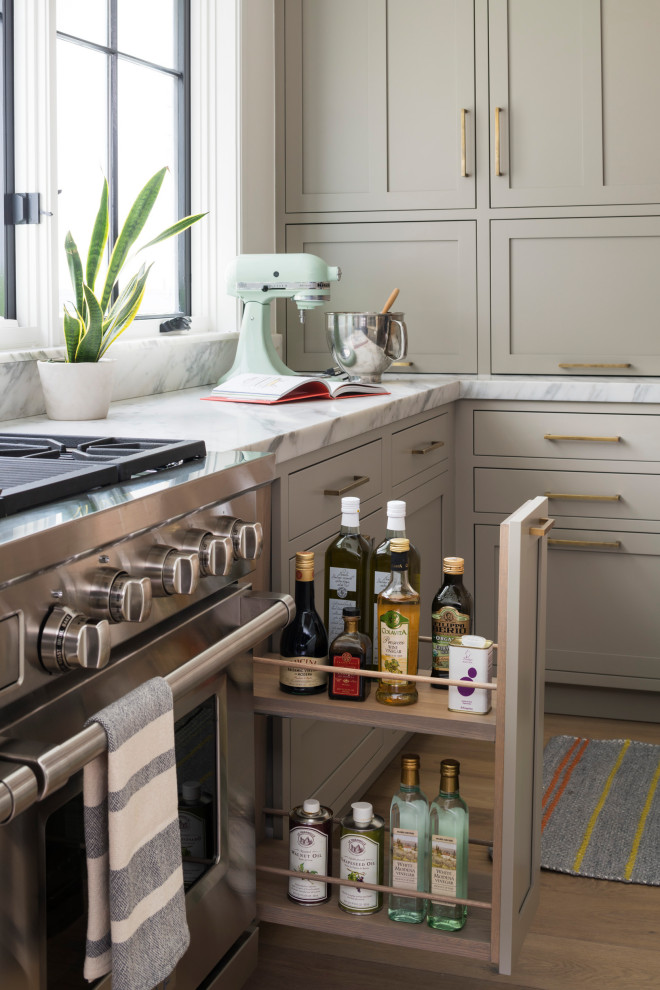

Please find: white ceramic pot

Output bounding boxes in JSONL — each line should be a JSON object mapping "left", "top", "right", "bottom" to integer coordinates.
{"left": 37, "top": 359, "right": 116, "bottom": 421}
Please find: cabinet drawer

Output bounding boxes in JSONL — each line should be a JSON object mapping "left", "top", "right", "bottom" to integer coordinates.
{"left": 473, "top": 410, "right": 660, "bottom": 462}
{"left": 392, "top": 413, "right": 450, "bottom": 486}
{"left": 474, "top": 468, "right": 660, "bottom": 522}
{"left": 288, "top": 440, "right": 383, "bottom": 540}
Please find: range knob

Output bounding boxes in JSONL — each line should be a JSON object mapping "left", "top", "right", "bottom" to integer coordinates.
{"left": 179, "top": 529, "right": 234, "bottom": 577}
{"left": 89, "top": 570, "right": 152, "bottom": 623}
{"left": 215, "top": 518, "right": 264, "bottom": 561}
{"left": 144, "top": 546, "right": 200, "bottom": 596}
{"left": 39, "top": 607, "right": 111, "bottom": 674}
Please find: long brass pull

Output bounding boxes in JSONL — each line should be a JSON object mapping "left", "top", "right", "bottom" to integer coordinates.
{"left": 545, "top": 492, "right": 621, "bottom": 502}
{"left": 548, "top": 538, "right": 621, "bottom": 550}
{"left": 412, "top": 441, "right": 445, "bottom": 455}
{"left": 544, "top": 434, "right": 621, "bottom": 443}
{"left": 392, "top": 361, "right": 413, "bottom": 367}
{"left": 529, "top": 517, "right": 555, "bottom": 537}
{"left": 495, "top": 107, "right": 502, "bottom": 176}
{"left": 461, "top": 108, "right": 468, "bottom": 177}
{"left": 558, "top": 363, "right": 632, "bottom": 369}
{"left": 324, "top": 475, "right": 369, "bottom": 496}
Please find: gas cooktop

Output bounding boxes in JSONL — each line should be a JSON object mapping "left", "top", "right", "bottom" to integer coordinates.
{"left": 0, "top": 433, "right": 207, "bottom": 517}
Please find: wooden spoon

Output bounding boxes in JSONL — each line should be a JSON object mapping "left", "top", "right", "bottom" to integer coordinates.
{"left": 380, "top": 288, "right": 400, "bottom": 314}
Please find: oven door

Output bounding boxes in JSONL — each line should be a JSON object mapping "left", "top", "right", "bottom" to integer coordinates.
{"left": 0, "top": 587, "right": 293, "bottom": 990}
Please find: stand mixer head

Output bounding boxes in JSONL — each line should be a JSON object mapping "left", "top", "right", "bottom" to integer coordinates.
{"left": 216, "top": 253, "right": 341, "bottom": 384}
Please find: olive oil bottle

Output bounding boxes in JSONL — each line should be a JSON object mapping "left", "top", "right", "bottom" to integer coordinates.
{"left": 375, "top": 538, "right": 420, "bottom": 706}
{"left": 431, "top": 557, "right": 472, "bottom": 684}
{"left": 339, "top": 802, "right": 384, "bottom": 915}
{"left": 368, "top": 500, "right": 421, "bottom": 669}
{"left": 324, "top": 496, "right": 371, "bottom": 649}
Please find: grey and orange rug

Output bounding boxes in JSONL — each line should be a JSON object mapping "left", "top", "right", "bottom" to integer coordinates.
{"left": 541, "top": 735, "right": 660, "bottom": 885}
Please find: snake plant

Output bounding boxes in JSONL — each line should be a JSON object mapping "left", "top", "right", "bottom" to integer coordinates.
{"left": 63, "top": 167, "right": 205, "bottom": 362}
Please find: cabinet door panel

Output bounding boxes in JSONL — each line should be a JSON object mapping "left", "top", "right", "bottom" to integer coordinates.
{"left": 491, "top": 218, "right": 660, "bottom": 375}
{"left": 285, "top": 0, "right": 475, "bottom": 211}
{"left": 285, "top": 222, "right": 477, "bottom": 373}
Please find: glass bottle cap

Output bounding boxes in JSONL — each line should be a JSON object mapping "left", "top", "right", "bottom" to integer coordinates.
{"left": 303, "top": 798, "right": 321, "bottom": 814}
{"left": 351, "top": 801, "right": 373, "bottom": 823}
{"left": 443, "top": 556, "right": 464, "bottom": 574}
{"left": 390, "top": 537, "right": 410, "bottom": 553}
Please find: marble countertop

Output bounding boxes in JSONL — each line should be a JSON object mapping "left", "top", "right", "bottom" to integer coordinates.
{"left": 3, "top": 373, "right": 660, "bottom": 465}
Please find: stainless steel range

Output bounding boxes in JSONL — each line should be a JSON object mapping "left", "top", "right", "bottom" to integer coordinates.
{"left": 0, "top": 435, "right": 293, "bottom": 990}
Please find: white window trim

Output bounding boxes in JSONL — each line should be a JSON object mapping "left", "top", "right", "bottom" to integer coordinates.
{"left": 2, "top": 0, "right": 242, "bottom": 355}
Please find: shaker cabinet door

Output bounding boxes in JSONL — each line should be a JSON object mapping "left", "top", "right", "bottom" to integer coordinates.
{"left": 284, "top": 0, "right": 475, "bottom": 212}
{"left": 489, "top": 0, "right": 660, "bottom": 207}
{"left": 285, "top": 221, "right": 477, "bottom": 373}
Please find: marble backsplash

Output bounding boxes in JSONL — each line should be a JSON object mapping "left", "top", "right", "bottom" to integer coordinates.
{"left": 0, "top": 332, "right": 239, "bottom": 421}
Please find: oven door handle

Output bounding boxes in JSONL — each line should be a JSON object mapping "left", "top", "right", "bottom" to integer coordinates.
{"left": 0, "top": 591, "right": 294, "bottom": 824}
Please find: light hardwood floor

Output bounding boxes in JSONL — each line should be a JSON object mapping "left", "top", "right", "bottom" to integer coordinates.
{"left": 246, "top": 712, "right": 660, "bottom": 990}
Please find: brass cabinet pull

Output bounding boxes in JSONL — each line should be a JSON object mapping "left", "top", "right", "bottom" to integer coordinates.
{"left": 461, "top": 108, "right": 468, "bottom": 177}
{"left": 529, "top": 517, "right": 555, "bottom": 537}
{"left": 544, "top": 434, "right": 621, "bottom": 443}
{"left": 558, "top": 363, "right": 632, "bottom": 369}
{"left": 412, "top": 441, "right": 445, "bottom": 455}
{"left": 545, "top": 492, "right": 621, "bottom": 502}
{"left": 392, "top": 361, "right": 413, "bottom": 367}
{"left": 548, "top": 538, "right": 621, "bottom": 550}
{"left": 495, "top": 107, "right": 502, "bottom": 176}
{"left": 324, "top": 475, "right": 369, "bottom": 497}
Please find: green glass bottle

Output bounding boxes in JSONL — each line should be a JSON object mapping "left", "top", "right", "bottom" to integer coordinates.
{"left": 368, "top": 500, "right": 421, "bottom": 670}
{"left": 428, "top": 758, "right": 469, "bottom": 931}
{"left": 324, "top": 496, "right": 371, "bottom": 652}
{"left": 431, "top": 557, "right": 472, "bottom": 684}
{"left": 389, "top": 753, "right": 428, "bottom": 924}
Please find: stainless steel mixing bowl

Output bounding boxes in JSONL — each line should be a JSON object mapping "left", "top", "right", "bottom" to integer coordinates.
{"left": 325, "top": 312, "right": 408, "bottom": 383}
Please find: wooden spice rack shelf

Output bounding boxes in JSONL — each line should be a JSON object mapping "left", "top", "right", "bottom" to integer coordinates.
{"left": 253, "top": 658, "right": 497, "bottom": 742}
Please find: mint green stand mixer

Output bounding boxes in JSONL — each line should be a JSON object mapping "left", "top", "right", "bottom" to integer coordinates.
{"left": 217, "top": 253, "right": 341, "bottom": 384}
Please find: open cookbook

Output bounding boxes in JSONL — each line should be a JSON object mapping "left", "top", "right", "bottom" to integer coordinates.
{"left": 204, "top": 373, "right": 389, "bottom": 404}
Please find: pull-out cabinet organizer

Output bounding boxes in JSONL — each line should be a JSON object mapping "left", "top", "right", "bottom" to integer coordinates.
{"left": 254, "top": 497, "right": 551, "bottom": 975}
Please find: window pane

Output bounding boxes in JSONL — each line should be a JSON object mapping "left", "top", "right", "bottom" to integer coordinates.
{"left": 56, "top": 39, "right": 108, "bottom": 315}
{"left": 117, "top": 60, "right": 180, "bottom": 314}
{"left": 56, "top": 0, "right": 107, "bottom": 46}
{"left": 117, "top": 0, "right": 178, "bottom": 70}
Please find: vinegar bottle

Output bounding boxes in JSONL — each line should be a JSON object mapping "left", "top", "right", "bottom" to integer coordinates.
{"left": 375, "top": 538, "right": 420, "bottom": 706}
{"left": 279, "top": 551, "right": 328, "bottom": 695}
{"left": 431, "top": 556, "right": 472, "bottom": 684}
{"left": 428, "top": 758, "right": 469, "bottom": 931}
{"left": 389, "top": 753, "right": 428, "bottom": 924}
{"left": 324, "top": 496, "right": 371, "bottom": 649}
{"left": 368, "top": 500, "right": 421, "bottom": 669}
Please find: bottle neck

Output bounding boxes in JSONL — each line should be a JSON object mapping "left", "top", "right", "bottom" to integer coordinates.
{"left": 340, "top": 510, "right": 360, "bottom": 533}
{"left": 401, "top": 767, "right": 419, "bottom": 788}
{"left": 386, "top": 514, "right": 406, "bottom": 536}
{"left": 294, "top": 577, "right": 315, "bottom": 611}
{"left": 443, "top": 571, "right": 465, "bottom": 587}
{"left": 439, "top": 774, "right": 459, "bottom": 795}
{"left": 344, "top": 618, "right": 359, "bottom": 634}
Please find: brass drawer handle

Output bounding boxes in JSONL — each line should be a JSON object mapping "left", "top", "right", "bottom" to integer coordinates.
{"left": 324, "top": 475, "right": 370, "bottom": 497}
{"left": 558, "top": 363, "right": 632, "bottom": 369}
{"left": 544, "top": 434, "right": 621, "bottom": 443}
{"left": 461, "top": 108, "right": 468, "bottom": 177}
{"left": 548, "top": 538, "right": 621, "bottom": 550}
{"left": 392, "top": 361, "right": 413, "bottom": 367}
{"left": 545, "top": 492, "right": 621, "bottom": 502}
{"left": 495, "top": 107, "right": 502, "bottom": 176}
{"left": 529, "top": 517, "right": 555, "bottom": 537}
{"left": 411, "top": 441, "right": 445, "bottom": 455}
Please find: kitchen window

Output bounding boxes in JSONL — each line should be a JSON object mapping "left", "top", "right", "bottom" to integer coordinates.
{"left": 2, "top": 0, "right": 238, "bottom": 352}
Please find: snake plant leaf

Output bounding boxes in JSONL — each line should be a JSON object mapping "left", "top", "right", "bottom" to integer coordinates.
{"left": 101, "top": 264, "right": 151, "bottom": 339}
{"left": 63, "top": 306, "right": 83, "bottom": 363}
{"left": 100, "top": 167, "right": 167, "bottom": 313}
{"left": 75, "top": 285, "right": 104, "bottom": 362}
{"left": 139, "top": 212, "right": 208, "bottom": 251}
{"left": 65, "top": 231, "right": 84, "bottom": 317}
{"left": 86, "top": 177, "right": 109, "bottom": 291}
{"left": 99, "top": 264, "right": 152, "bottom": 356}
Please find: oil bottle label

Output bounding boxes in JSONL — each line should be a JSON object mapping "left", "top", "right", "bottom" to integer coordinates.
{"left": 331, "top": 652, "right": 361, "bottom": 697}
{"left": 289, "top": 826, "right": 328, "bottom": 902}
{"left": 328, "top": 566, "right": 357, "bottom": 594}
{"left": 432, "top": 607, "right": 470, "bottom": 673}
{"left": 339, "top": 833, "right": 380, "bottom": 910}
{"left": 379, "top": 610, "right": 410, "bottom": 675}
{"left": 279, "top": 655, "right": 328, "bottom": 688}
{"left": 431, "top": 833, "right": 457, "bottom": 896}
{"left": 392, "top": 827, "right": 418, "bottom": 890}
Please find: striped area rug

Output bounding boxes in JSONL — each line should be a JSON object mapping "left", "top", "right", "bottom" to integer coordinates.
{"left": 541, "top": 735, "right": 660, "bottom": 885}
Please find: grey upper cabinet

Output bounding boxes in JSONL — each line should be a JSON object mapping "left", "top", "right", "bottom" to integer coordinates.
{"left": 489, "top": 0, "right": 660, "bottom": 208}
{"left": 284, "top": 0, "right": 475, "bottom": 213}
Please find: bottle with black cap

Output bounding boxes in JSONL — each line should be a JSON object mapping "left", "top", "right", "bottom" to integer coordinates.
{"left": 328, "top": 606, "right": 371, "bottom": 701}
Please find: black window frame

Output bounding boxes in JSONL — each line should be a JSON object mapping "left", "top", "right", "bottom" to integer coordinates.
{"left": 56, "top": 0, "right": 192, "bottom": 320}
{"left": 1, "top": 0, "right": 16, "bottom": 320}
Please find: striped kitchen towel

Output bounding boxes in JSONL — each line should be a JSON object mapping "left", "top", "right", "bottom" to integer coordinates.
{"left": 83, "top": 677, "right": 190, "bottom": 989}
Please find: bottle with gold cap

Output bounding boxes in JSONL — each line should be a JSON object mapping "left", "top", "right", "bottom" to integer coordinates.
{"left": 279, "top": 551, "right": 328, "bottom": 695}
{"left": 431, "top": 556, "right": 473, "bottom": 685}
{"left": 389, "top": 753, "right": 428, "bottom": 924}
{"left": 428, "top": 758, "right": 469, "bottom": 931}
{"left": 375, "top": 537, "right": 420, "bottom": 706}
